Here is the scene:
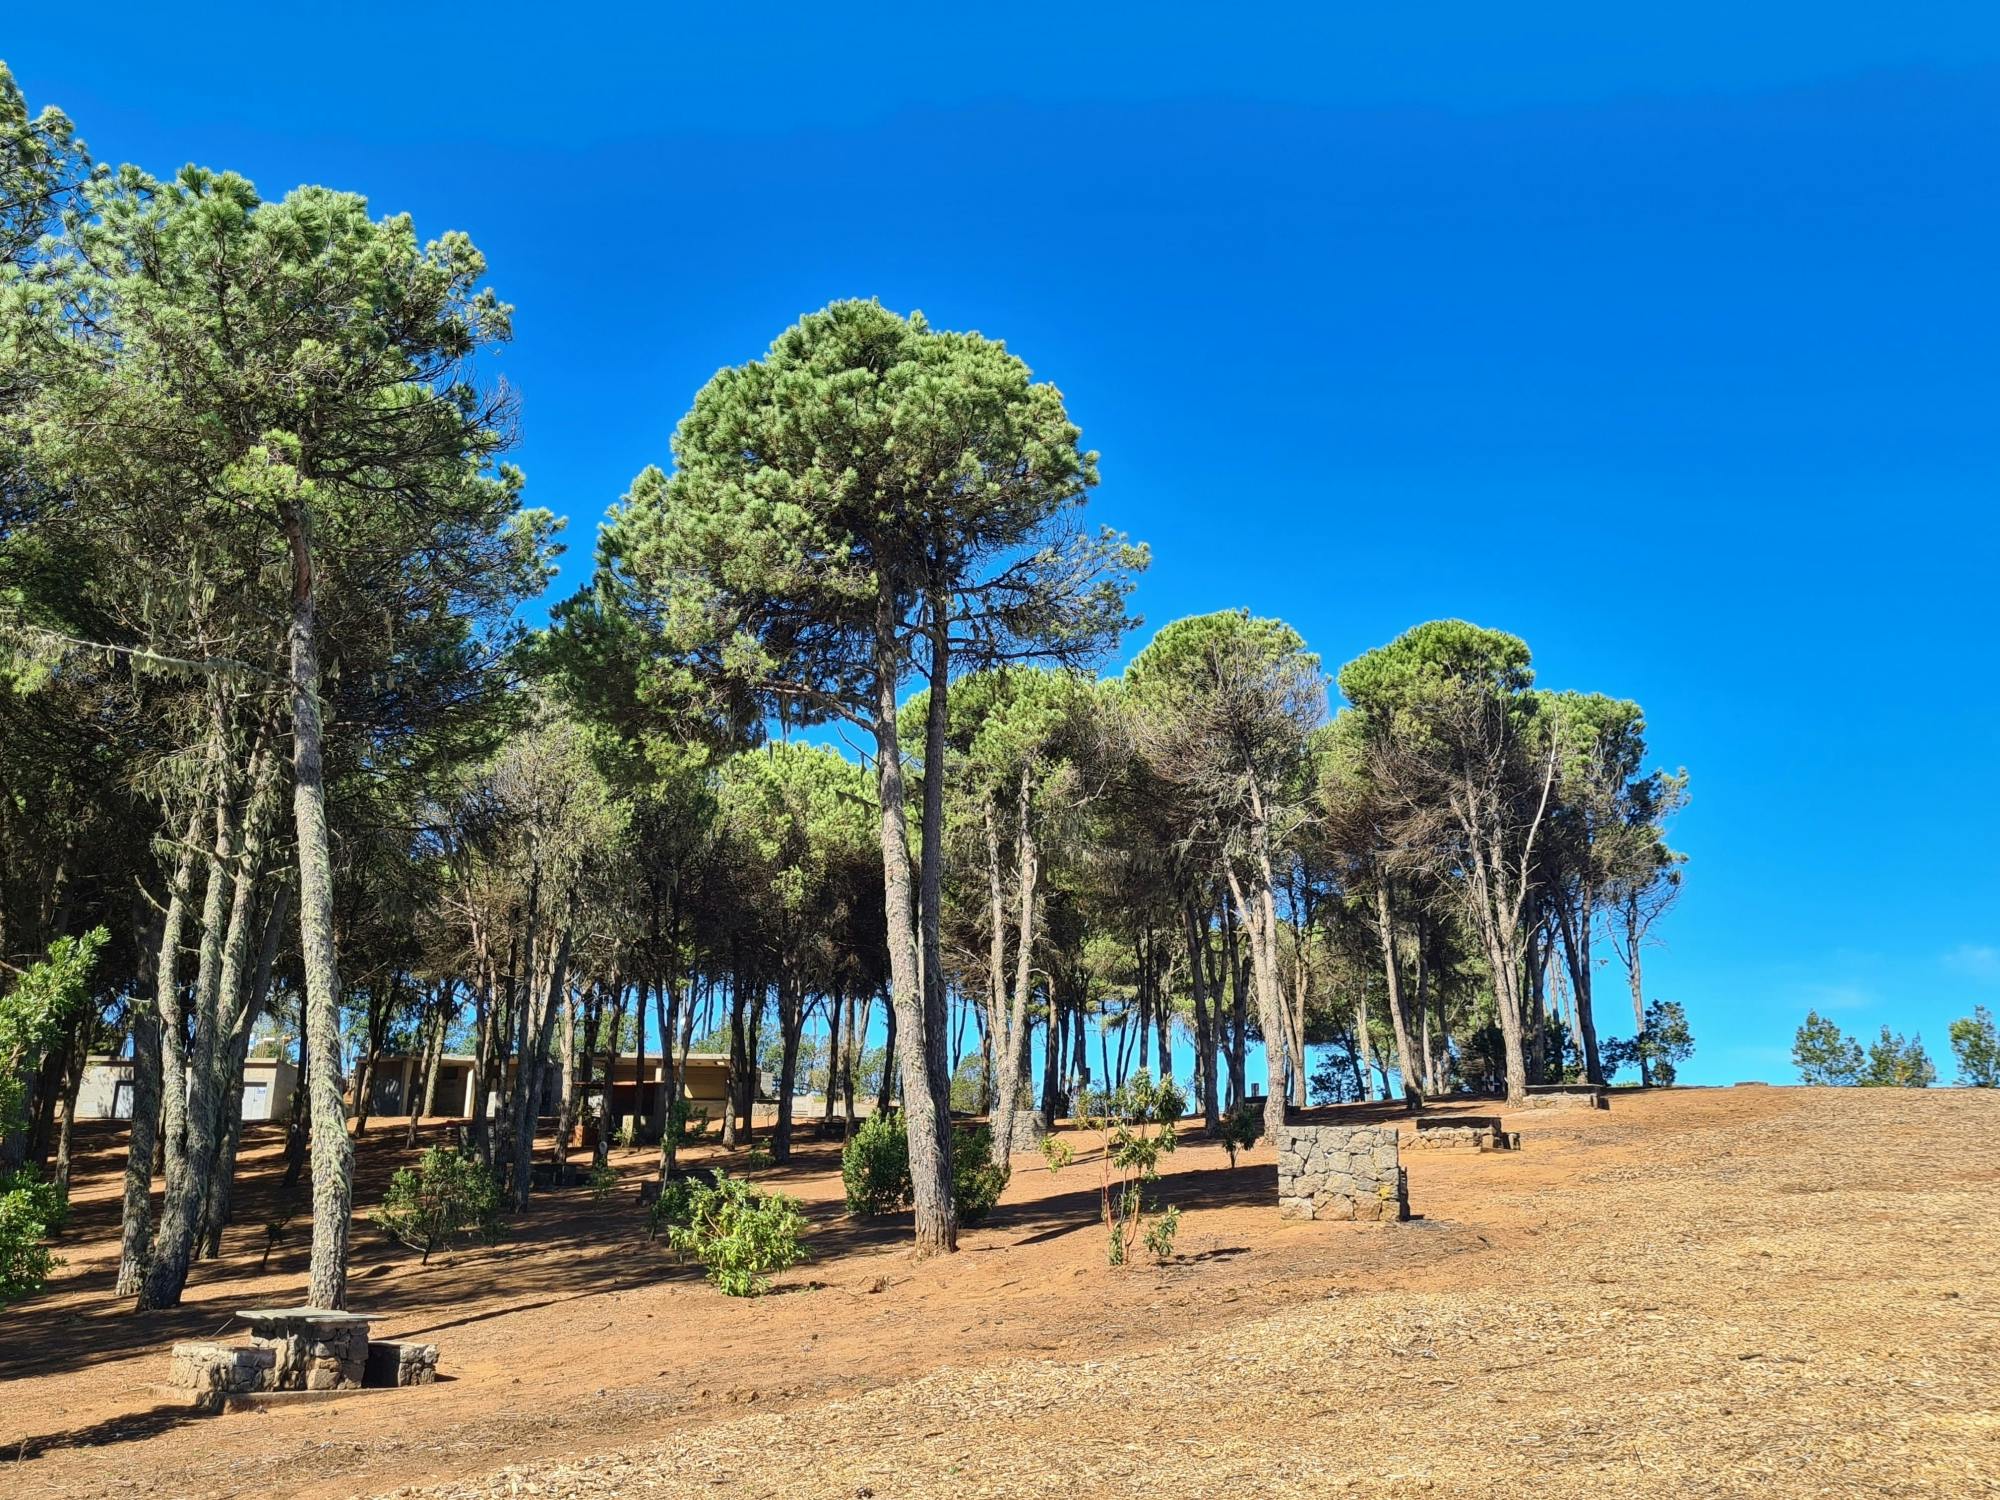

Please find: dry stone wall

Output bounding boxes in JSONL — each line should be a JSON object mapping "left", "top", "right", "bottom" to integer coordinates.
{"left": 1276, "top": 1123, "right": 1407, "bottom": 1222}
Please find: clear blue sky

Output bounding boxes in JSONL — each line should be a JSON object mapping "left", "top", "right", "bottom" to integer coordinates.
{"left": 10, "top": 5, "right": 1999, "bottom": 1084}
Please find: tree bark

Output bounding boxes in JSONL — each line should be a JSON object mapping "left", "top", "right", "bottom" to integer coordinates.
{"left": 870, "top": 596, "right": 954, "bottom": 1254}
{"left": 288, "top": 504, "right": 353, "bottom": 1309}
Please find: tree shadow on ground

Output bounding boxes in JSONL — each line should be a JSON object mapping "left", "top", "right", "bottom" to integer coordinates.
{"left": 8, "top": 1402, "right": 211, "bottom": 1462}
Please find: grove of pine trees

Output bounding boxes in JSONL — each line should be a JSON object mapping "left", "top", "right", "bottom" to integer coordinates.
{"left": 0, "top": 63, "right": 1688, "bottom": 1305}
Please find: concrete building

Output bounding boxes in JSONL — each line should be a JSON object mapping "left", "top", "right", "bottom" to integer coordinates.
{"left": 75, "top": 1054, "right": 299, "bottom": 1122}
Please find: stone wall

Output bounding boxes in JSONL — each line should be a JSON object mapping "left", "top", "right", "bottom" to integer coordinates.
{"left": 1276, "top": 1123, "right": 1407, "bottom": 1222}
{"left": 365, "top": 1339, "right": 441, "bottom": 1387}
{"left": 1522, "top": 1085, "right": 1609, "bottom": 1112}
{"left": 1409, "top": 1116, "right": 1519, "bottom": 1151}
{"left": 168, "top": 1341, "right": 275, "bottom": 1405}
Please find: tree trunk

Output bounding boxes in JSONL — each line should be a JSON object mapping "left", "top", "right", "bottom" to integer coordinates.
{"left": 116, "top": 883, "right": 185, "bottom": 1297}
{"left": 989, "top": 768, "right": 1039, "bottom": 1167}
{"left": 288, "top": 504, "right": 353, "bottom": 1309}
{"left": 871, "top": 596, "right": 954, "bottom": 1255}
{"left": 1372, "top": 879, "right": 1423, "bottom": 1106}
{"left": 1184, "top": 902, "right": 1220, "bottom": 1130}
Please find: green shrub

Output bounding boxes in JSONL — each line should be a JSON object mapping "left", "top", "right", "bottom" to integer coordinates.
{"left": 843, "top": 1112, "right": 1009, "bottom": 1223}
{"left": 1143, "top": 1203, "right": 1182, "bottom": 1263}
{"left": 0, "top": 1169, "right": 67, "bottom": 1306}
{"left": 1041, "top": 1134, "right": 1074, "bottom": 1174}
{"left": 587, "top": 1163, "right": 621, "bottom": 1202}
{"left": 376, "top": 1147, "right": 503, "bottom": 1264}
{"left": 950, "top": 1123, "right": 1009, "bottom": 1227}
{"left": 842, "top": 1110, "right": 911, "bottom": 1213}
{"left": 645, "top": 1178, "right": 696, "bottom": 1241}
{"left": 1217, "top": 1099, "right": 1263, "bottom": 1167}
{"left": 665, "top": 1171, "right": 807, "bottom": 1296}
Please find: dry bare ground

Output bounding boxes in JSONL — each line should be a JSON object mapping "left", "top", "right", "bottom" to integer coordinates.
{"left": 6, "top": 1086, "right": 1996, "bottom": 1498}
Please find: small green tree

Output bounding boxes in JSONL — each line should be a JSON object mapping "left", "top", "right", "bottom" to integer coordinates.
{"left": 376, "top": 1148, "right": 504, "bottom": 1264}
{"left": 1861, "top": 1027, "right": 1936, "bottom": 1089}
{"left": 1216, "top": 1099, "right": 1264, "bottom": 1167}
{"left": 1792, "top": 1011, "right": 1863, "bottom": 1085}
{"left": 665, "top": 1171, "right": 807, "bottom": 1296}
{"left": 1949, "top": 1007, "right": 2000, "bottom": 1087}
{"left": 1602, "top": 1000, "right": 1696, "bottom": 1085}
{"left": 841, "top": 1110, "right": 912, "bottom": 1214}
{"left": 1075, "top": 1071, "right": 1185, "bottom": 1266}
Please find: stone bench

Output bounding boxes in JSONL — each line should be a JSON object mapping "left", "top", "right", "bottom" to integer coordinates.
{"left": 236, "top": 1307, "right": 372, "bottom": 1391}
{"left": 365, "top": 1339, "right": 440, "bottom": 1387}
{"left": 1411, "top": 1115, "right": 1520, "bottom": 1151}
{"left": 1522, "top": 1084, "right": 1609, "bottom": 1111}
{"left": 168, "top": 1341, "right": 276, "bottom": 1407}
{"left": 1276, "top": 1123, "right": 1408, "bottom": 1222}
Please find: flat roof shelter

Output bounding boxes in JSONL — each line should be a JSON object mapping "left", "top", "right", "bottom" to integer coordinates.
{"left": 75, "top": 1055, "right": 298, "bottom": 1123}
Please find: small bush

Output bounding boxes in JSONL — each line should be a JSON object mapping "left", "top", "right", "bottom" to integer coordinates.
{"left": 588, "top": 1163, "right": 621, "bottom": 1202}
{"left": 843, "top": 1112, "right": 1009, "bottom": 1223}
{"left": 666, "top": 1171, "right": 807, "bottom": 1296}
{"left": 645, "top": 1178, "right": 696, "bottom": 1241}
{"left": 0, "top": 1169, "right": 67, "bottom": 1306}
{"left": 1217, "top": 1099, "right": 1263, "bottom": 1167}
{"left": 377, "top": 1147, "right": 503, "bottom": 1264}
{"left": 742, "top": 1141, "right": 774, "bottom": 1170}
{"left": 842, "top": 1110, "right": 911, "bottom": 1214}
{"left": 1041, "top": 1134, "right": 1074, "bottom": 1174}
{"left": 950, "top": 1123, "right": 1009, "bottom": 1227}
{"left": 1143, "top": 1203, "right": 1182, "bottom": 1263}
{"left": 614, "top": 1121, "right": 639, "bottom": 1150}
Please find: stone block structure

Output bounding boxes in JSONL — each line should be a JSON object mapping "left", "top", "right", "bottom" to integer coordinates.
{"left": 365, "top": 1339, "right": 441, "bottom": 1387}
{"left": 1276, "top": 1123, "right": 1408, "bottom": 1222}
{"left": 1522, "top": 1084, "right": 1609, "bottom": 1112}
{"left": 237, "top": 1307, "right": 372, "bottom": 1391}
{"left": 1411, "top": 1115, "right": 1520, "bottom": 1151}
{"left": 168, "top": 1341, "right": 276, "bottom": 1407}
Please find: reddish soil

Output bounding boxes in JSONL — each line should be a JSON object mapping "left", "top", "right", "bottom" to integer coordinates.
{"left": 4, "top": 1086, "right": 1995, "bottom": 1499}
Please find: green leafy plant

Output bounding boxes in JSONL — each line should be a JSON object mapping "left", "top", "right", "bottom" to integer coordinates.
{"left": 1040, "top": 1134, "right": 1075, "bottom": 1174}
{"left": 614, "top": 1121, "right": 639, "bottom": 1150}
{"left": 1079, "top": 1070, "right": 1185, "bottom": 1266}
{"left": 742, "top": 1141, "right": 774, "bottom": 1170}
{"left": 0, "top": 929, "right": 101, "bottom": 1306}
{"left": 0, "top": 1170, "right": 68, "bottom": 1306}
{"left": 950, "top": 1123, "right": 1009, "bottom": 1227}
{"left": 588, "top": 1163, "right": 621, "bottom": 1202}
{"left": 1216, "top": 1099, "right": 1264, "bottom": 1167}
{"left": 665, "top": 1170, "right": 807, "bottom": 1296}
{"left": 665, "top": 1098, "right": 712, "bottom": 1150}
{"left": 645, "top": 1178, "right": 696, "bottom": 1242}
{"left": 376, "top": 1147, "right": 504, "bottom": 1264}
{"left": 842, "top": 1111, "right": 1009, "bottom": 1224}
{"left": 842, "top": 1110, "right": 912, "bottom": 1214}
{"left": 1142, "top": 1204, "right": 1182, "bottom": 1262}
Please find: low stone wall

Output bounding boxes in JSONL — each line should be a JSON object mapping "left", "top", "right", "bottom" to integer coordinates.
{"left": 1523, "top": 1085, "right": 1609, "bottom": 1112}
{"left": 1276, "top": 1123, "right": 1407, "bottom": 1222}
{"left": 168, "top": 1341, "right": 276, "bottom": 1405}
{"left": 1411, "top": 1115, "right": 1520, "bottom": 1151}
{"left": 365, "top": 1339, "right": 440, "bottom": 1387}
